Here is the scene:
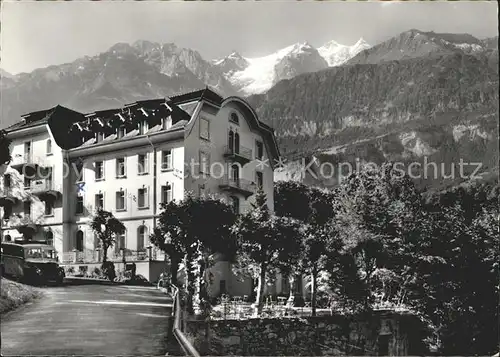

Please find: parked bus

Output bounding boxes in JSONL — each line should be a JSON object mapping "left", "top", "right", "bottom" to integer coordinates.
{"left": 0, "top": 241, "right": 65, "bottom": 285}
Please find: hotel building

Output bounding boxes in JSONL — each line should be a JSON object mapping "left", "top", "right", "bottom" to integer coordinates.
{"left": 0, "top": 88, "right": 280, "bottom": 293}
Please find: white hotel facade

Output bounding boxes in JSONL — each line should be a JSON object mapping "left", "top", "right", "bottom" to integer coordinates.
{"left": 0, "top": 88, "right": 281, "bottom": 294}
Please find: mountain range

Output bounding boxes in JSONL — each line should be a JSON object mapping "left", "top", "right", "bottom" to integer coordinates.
{"left": 1, "top": 29, "right": 498, "bottom": 190}
{"left": 0, "top": 37, "right": 369, "bottom": 128}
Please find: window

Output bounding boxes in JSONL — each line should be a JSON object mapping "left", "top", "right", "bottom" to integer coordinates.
{"left": 256, "top": 171, "right": 264, "bottom": 189}
{"left": 116, "top": 158, "right": 126, "bottom": 178}
{"left": 199, "top": 151, "right": 210, "bottom": 174}
{"left": 94, "top": 233, "right": 100, "bottom": 250}
{"left": 4, "top": 234, "right": 12, "bottom": 242}
{"left": 4, "top": 174, "right": 11, "bottom": 188}
{"left": 46, "top": 231, "right": 54, "bottom": 246}
{"left": 95, "top": 161, "right": 104, "bottom": 180}
{"left": 116, "top": 190, "right": 126, "bottom": 211}
{"left": 24, "top": 176, "right": 31, "bottom": 189}
{"left": 75, "top": 160, "right": 84, "bottom": 182}
{"left": 117, "top": 127, "right": 125, "bottom": 139}
{"left": 138, "top": 154, "right": 148, "bottom": 174}
{"left": 76, "top": 230, "right": 84, "bottom": 252}
{"left": 3, "top": 205, "right": 12, "bottom": 219}
{"left": 44, "top": 200, "right": 54, "bottom": 216}
{"left": 256, "top": 141, "right": 264, "bottom": 160}
{"left": 116, "top": 232, "right": 126, "bottom": 253}
{"left": 95, "top": 132, "right": 104, "bottom": 143}
{"left": 24, "top": 142, "right": 31, "bottom": 160}
{"left": 95, "top": 193, "right": 104, "bottom": 210}
{"left": 23, "top": 201, "right": 31, "bottom": 217}
{"left": 161, "top": 150, "right": 172, "bottom": 171}
{"left": 76, "top": 196, "right": 84, "bottom": 215}
{"left": 162, "top": 117, "right": 172, "bottom": 130}
{"left": 228, "top": 130, "right": 234, "bottom": 152}
{"left": 199, "top": 118, "right": 210, "bottom": 140}
{"left": 140, "top": 120, "right": 149, "bottom": 135}
{"left": 230, "top": 196, "right": 240, "bottom": 215}
{"left": 138, "top": 187, "right": 148, "bottom": 208}
{"left": 228, "top": 130, "right": 240, "bottom": 154}
{"left": 161, "top": 184, "right": 172, "bottom": 204}
{"left": 137, "top": 226, "right": 147, "bottom": 250}
{"left": 234, "top": 132, "right": 240, "bottom": 154}
{"left": 230, "top": 164, "right": 240, "bottom": 183}
{"left": 46, "top": 139, "right": 52, "bottom": 155}
{"left": 230, "top": 112, "right": 239, "bottom": 124}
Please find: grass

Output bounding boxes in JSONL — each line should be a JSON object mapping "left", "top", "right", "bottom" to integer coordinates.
{"left": 0, "top": 277, "right": 42, "bottom": 315}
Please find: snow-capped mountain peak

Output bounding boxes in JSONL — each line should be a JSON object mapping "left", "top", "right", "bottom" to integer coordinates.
{"left": 317, "top": 37, "right": 371, "bottom": 66}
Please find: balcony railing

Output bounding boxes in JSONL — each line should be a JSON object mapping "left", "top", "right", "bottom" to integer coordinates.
{"left": 61, "top": 247, "right": 166, "bottom": 264}
{"left": 223, "top": 145, "right": 253, "bottom": 165}
{"left": 0, "top": 187, "right": 19, "bottom": 206}
{"left": 29, "top": 180, "right": 61, "bottom": 200}
{"left": 3, "top": 214, "right": 40, "bottom": 235}
{"left": 10, "top": 154, "right": 48, "bottom": 175}
{"left": 218, "top": 175, "right": 256, "bottom": 198}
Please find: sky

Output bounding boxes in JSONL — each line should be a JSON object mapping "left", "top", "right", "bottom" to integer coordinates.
{"left": 0, "top": 0, "right": 498, "bottom": 75}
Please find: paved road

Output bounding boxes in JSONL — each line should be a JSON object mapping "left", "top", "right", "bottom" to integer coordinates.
{"left": 1, "top": 284, "right": 175, "bottom": 356}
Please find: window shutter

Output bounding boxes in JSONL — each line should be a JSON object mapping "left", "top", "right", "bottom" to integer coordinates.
{"left": 147, "top": 186, "right": 150, "bottom": 207}
{"left": 124, "top": 189, "right": 128, "bottom": 210}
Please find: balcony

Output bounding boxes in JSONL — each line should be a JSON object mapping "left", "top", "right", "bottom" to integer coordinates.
{"left": 10, "top": 154, "right": 47, "bottom": 176}
{"left": 218, "top": 175, "right": 256, "bottom": 198}
{"left": 61, "top": 247, "right": 167, "bottom": 264}
{"left": 0, "top": 187, "right": 19, "bottom": 207}
{"left": 5, "top": 215, "right": 41, "bottom": 236}
{"left": 30, "top": 180, "right": 61, "bottom": 201}
{"left": 223, "top": 145, "right": 253, "bottom": 165}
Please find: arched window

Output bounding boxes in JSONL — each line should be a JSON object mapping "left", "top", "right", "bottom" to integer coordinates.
{"left": 137, "top": 226, "right": 147, "bottom": 250}
{"left": 231, "top": 164, "right": 240, "bottom": 184}
{"left": 4, "top": 234, "right": 11, "bottom": 242}
{"left": 46, "top": 231, "right": 54, "bottom": 246}
{"left": 46, "top": 139, "right": 52, "bottom": 155}
{"left": 234, "top": 132, "right": 240, "bottom": 154}
{"left": 228, "top": 130, "right": 234, "bottom": 152}
{"left": 76, "top": 230, "right": 84, "bottom": 251}
{"left": 115, "top": 230, "right": 126, "bottom": 253}
{"left": 230, "top": 112, "right": 239, "bottom": 124}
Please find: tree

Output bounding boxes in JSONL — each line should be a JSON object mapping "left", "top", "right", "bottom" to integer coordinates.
{"left": 274, "top": 181, "right": 338, "bottom": 315}
{"left": 152, "top": 195, "right": 236, "bottom": 314}
{"left": 150, "top": 227, "right": 184, "bottom": 286}
{"left": 0, "top": 129, "right": 11, "bottom": 166}
{"left": 90, "top": 208, "right": 125, "bottom": 264}
{"left": 232, "top": 189, "right": 303, "bottom": 315}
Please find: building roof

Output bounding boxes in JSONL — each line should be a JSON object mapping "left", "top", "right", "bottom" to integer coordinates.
{"left": 4, "top": 87, "right": 279, "bottom": 159}
{"left": 4, "top": 105, "right": 83, "bottom": 132}
{"left": 169, "top": 87, "right": 224, "bottom": 106}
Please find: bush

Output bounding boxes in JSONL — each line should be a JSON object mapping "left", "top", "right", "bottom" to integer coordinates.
{"left": 65, "top": 266, "right": 75, "bottom": 275}
{"left": 93, "top": 267, "right": 101, "bottom": 277}
{"left": 100, "top": 262, "right": 116, "bottom": 281}
{"left": 1, "top": 278, "right": 42, "bottom": 315}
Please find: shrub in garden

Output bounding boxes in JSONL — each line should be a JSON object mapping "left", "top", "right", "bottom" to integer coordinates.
{"left": 101, "top": 261, "right": 116, "bottom": 281}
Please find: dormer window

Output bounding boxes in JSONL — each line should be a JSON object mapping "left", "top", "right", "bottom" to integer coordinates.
{"left": 95, "top": 132, "right": 104, "bottom": 143}
{"left": 230, "top": 112, "right": 239, "bottom": 124}
{"left": 139, "top": 120, "right": 149, "bottom": 135}
{"left": 162, "top": 117, "right": 172, "bottom": 130}
{"left": 117, "top": 127, "right": 125, "bottom": 139}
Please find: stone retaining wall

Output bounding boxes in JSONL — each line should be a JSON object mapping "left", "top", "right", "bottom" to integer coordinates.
{"left": 185, "top": 310, "right": 428, "bottom": 356}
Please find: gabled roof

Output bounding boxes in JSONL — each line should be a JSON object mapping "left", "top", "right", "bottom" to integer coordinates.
{"left": 4, "top": 105, "right": 84, "bottom": 132}
{"left": 170, "top": 87, "right": 224, "bottom": 106}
